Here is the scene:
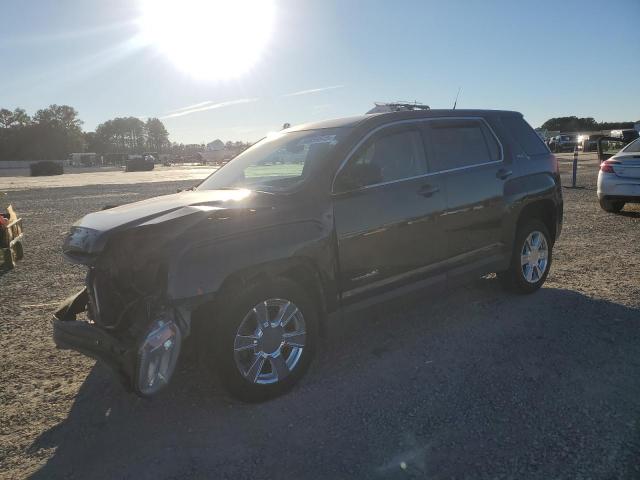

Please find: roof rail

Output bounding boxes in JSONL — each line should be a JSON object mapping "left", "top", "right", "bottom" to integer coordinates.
{"left": 366, "top": 101, "right": 431, "bottom": 114}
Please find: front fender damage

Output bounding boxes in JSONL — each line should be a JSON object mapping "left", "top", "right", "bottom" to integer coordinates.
{"left": 52, "top": 287, "right": 189, "bottom": 396}
{"left": 55, "top": 192, "right": 289, "bottom": 396}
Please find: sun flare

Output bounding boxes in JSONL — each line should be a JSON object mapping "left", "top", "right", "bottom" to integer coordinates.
{"left": 138, "top": 0, "right": 275, "bottom": 80}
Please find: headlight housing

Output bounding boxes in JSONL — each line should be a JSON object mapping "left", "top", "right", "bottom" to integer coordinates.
{"left": 63, "top": 227, "right": 103, "bottom": 264}
{"left": 136, "top": 315, "right": 182, "bottom": 396}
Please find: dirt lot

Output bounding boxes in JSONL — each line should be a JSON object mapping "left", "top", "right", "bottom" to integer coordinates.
{"left": 0, "top": 164, "right": 217, "bottom": 190}
{"left": 1, "top": 156, "right": 639, "bottom": 479}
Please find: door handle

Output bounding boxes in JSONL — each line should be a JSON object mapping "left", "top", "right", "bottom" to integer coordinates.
{"left": 496, "top": 168, "right": 513, "bottom": 180}
{"left": 418, "top": 184, "right": 440, "bottom": 197}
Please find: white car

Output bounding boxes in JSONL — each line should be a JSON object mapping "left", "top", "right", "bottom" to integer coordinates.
{"left": 598, "top": 137, "right": 640, "bottom": 212}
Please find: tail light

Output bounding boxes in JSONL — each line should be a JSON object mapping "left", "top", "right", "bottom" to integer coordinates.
{"left": 600, "top": 160, "right": 620, "bottom": 174}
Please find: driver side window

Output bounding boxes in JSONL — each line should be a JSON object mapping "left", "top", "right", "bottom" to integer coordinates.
{"left": 335, "top": 128, "right": 427, "bottom": 192}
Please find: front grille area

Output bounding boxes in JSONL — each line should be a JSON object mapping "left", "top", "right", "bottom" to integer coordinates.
{"left": 87, "top": 269, "right": 120, "bottom": 328}
{"left": 85, "top": 261, "right": 165, "bottom": 331}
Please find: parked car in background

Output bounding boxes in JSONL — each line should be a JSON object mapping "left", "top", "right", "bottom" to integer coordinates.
{"left": 579, "top": 133, "right": 605, "bottom": 152}
{"left": 53, "top": 109, "right": 563, "bottom": 402}
{"left": 548, "top": 134, "right": 579, "bottom": 153}
{"left": 125, "top": 155, "right": 155, "bottom": 172}
{"left": 598, "top": 137, "right": 640, "bottom": 212}
{"left": 30, "top": 160, "right": 63, "bottom": 177}
{"left": 609, "top": 129, "right": 640, "bottom": 144}
{"left": 68, "top": 152, "right": 98, "bottom": 167}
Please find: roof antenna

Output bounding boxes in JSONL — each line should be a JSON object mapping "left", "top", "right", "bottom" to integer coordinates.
{"left": 452, "top": 87, "right": 462, "bottom": 110}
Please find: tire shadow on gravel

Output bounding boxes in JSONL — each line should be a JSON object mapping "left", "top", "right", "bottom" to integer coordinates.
{"left": 27, "top": 280, "right": 640, "bottom": 480}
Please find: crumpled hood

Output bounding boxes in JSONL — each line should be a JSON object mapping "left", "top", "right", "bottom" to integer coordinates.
{"left": 76, "top": 189, "right": 254, "bottom": 231}
{"left": 63, "top": 189, "right": 267, "bottom": 260}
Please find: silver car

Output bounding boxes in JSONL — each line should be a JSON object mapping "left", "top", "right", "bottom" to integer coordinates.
{"left": 598, "top": 137, "right": 640, "bottom": 212}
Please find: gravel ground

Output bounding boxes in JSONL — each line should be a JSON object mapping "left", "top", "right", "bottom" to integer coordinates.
{"left": 1, "top": 159, "right": 639, "bottom": 479}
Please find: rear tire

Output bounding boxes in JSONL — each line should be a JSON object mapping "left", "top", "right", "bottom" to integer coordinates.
{"left": 498, "top": 219, "right": 552, "bottom": 294}
{"left": 199, "top": 277, "right": 318, "bottom": 402}
{"left": 599, "top": 198, "right": 624, "bottom": 213}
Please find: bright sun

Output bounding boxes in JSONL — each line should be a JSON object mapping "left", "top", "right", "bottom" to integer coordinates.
{"left": 138, "top": 0, "right": 275, "bottom": 80}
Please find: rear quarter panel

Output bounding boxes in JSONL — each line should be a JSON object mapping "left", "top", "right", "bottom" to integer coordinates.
{"left": 488, "top": 114, "right": 562, "bottom": 253}
{"left": 504, "top": 153, "right": 562, "bottom": 246}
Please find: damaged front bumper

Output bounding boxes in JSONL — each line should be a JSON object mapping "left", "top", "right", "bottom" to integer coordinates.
{"left": 53, "top": 288, "right": 183, "bottom": 396}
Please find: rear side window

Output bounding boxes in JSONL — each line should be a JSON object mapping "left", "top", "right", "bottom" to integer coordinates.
{"left": 428, "top": 120, "right": 497, "bottom": 171}
{"left": 502, "top": 115, "right": 549, "bottom": 156}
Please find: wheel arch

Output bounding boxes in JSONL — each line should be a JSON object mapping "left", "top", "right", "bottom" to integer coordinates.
{"left": 191, "top": 257, "right": 332, "bottom": 337}
{"left": 515, "top": 199, "right": 558, "bottom": 243}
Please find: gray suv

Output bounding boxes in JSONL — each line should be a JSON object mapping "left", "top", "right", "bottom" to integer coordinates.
{"left": 54, "top": 109, "right": 563, "bottom": 401}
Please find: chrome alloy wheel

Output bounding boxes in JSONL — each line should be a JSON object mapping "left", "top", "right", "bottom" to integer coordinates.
{"left": 233, "top": 298, "right": 306, "bottom": 385}
{"left": 521, "top": 230, "right": 549, "bottom": 284}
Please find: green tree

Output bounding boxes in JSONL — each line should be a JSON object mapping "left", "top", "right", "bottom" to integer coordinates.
{"left": 95, "top": 116, "right": 147, "bottom": 153}
{"left": 26, "top": 105, "right": 85, "bottom": 159}
{"left": 540, "top": 116, "right": 635, "bottom": 132}
{"left": 0, "top": 105, "right": 82, "bottom": 160}
{"left": 10, "top": 108, "right": 31, "bottom": 128}
{"left": 0, "top": 105, "right": 180, "bottom": 160}
{"left": 145, "top": 118, "right": 169, "bottom": 152}
{"left": 33, "top": 105, "right": 81, "bottom": 130}
{"left": 0, "top": 108, "right": 32, "bottom": 160}
{"left": 83, "top": 131, "right": 106, "bottom": 154}
{"left": 0, "top": 108, "right": 31, "bottom": 129}
{"left": 0, "top": 109, "right": 11, "bottom": 129}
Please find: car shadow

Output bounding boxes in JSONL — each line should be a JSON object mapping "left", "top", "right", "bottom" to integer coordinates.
{"left": 0, "top": 267, "right": 13, "bottom": 278}
{"left": 28, "top": 279, "right": 640, "bottom": 479}
{"left": 619, "top": 209, "right": 640, "bottom": 218}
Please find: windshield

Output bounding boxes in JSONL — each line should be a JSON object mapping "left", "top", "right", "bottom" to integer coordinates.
{"left": 197, "top": 128, "right": 347, "bottom": 192}
{"left": 622, "top": 138, "right": 640, "bottom": 153}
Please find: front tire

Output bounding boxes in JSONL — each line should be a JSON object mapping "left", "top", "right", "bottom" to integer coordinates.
{"left": 599, "top": 198, "right": 624, "bottom": 213}
{"left": 499, "top": 219, "right": 552, "bottom": 294}
{"left": 201, "top": 277, "right": 318, "bottom": 402}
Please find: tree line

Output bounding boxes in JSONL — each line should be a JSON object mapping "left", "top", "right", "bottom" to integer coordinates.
{"left": 86, "top": 116, "right": 169, "bottom": 155}
{"left": 4, "top": 106, "right": 634, "bottom": 161}
{"left": 540, "top": 117, "right": 637, "bottom": 133}
{"left": 0, "top": 104, "right": 202, "bottom": 161}
{"left": 0, "top": 105, "right": 84, "bottom": 161}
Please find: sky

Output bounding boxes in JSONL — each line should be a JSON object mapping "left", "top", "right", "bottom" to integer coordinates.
{"left": 1, "top": 0, "right": 638, "bottom": 144}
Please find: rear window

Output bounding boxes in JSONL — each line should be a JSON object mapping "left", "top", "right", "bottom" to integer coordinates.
{"left": 623, "top": 138, "right": 640, "bottom": 153}
{"left": 502, "top": 115, "right": 549, "bottom": 156}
